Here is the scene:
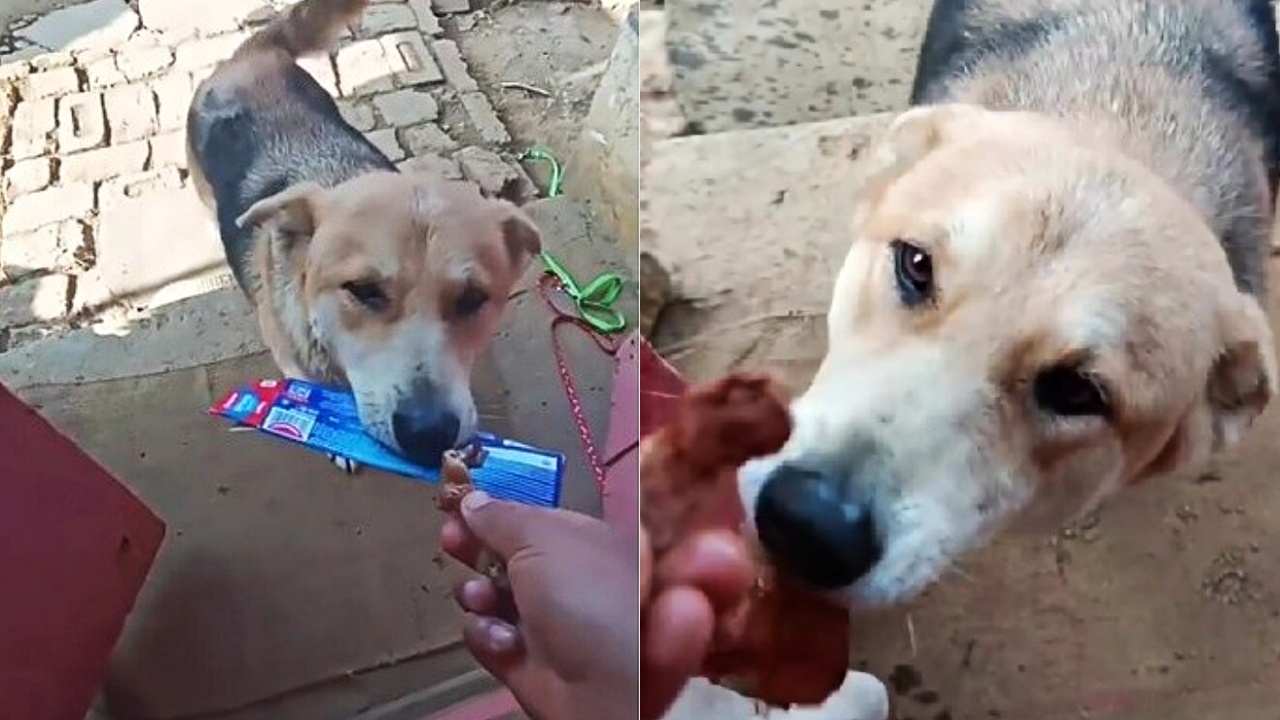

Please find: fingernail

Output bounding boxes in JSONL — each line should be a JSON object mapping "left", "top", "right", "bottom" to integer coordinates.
{"left": 481, "top": 617, "right": 518, "bottom": 653}
{"left": 463, "top": 490, "right": 492, "bottom": 512}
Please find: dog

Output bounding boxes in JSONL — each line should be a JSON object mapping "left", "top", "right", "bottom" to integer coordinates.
{"left": 735, "top": 0, "right": 1280, "bottom": 613}
{"left": 186, "top": 0, "right": 542, "bottom": 471}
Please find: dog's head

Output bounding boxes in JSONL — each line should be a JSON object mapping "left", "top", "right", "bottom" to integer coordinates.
{"left": 742, "top": 104, "right": 1275, "bottom": 607}
{"left": 237, "top": 171, "right": 540, "bottom": 465}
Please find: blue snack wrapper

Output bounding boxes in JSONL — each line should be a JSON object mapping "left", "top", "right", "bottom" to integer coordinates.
{"left": 209, "top": 378, "right": 563, "bottom": 507}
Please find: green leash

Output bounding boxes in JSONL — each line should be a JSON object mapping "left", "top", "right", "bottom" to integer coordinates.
{"left": 522, "top": 147, "right": 627, "bottom": 335}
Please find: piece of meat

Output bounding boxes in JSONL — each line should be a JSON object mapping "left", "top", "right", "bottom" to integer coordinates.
{"left": 641, "top": 372, "right": 851, "bottom": 708}
{"left": 435, "top": 448, "right": 506, "bottom": 586}
{"left": 641, "top": 373, "right": 792, "bottom": 553}
{"left": 435, "top": 449, "right": 475, "bottom": 513}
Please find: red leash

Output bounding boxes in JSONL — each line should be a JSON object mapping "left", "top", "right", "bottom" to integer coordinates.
{"left": 536, "top": 273, "right": 621, "bottom": 498}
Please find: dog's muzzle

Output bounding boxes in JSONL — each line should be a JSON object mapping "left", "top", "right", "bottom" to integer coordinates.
{"left": 392, "top": 398, "right": 462, "bottom": 467}
{"left": 755, "top": 462, "right": 883, "bottom": 589}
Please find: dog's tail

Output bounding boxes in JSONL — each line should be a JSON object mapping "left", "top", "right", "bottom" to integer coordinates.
{"left": 234, "top": 0, "right": 369, "bottom": 59}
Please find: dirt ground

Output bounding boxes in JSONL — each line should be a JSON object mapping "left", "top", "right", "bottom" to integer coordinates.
{"left": 454, "top": 0, "right": 616, "bottom": 191}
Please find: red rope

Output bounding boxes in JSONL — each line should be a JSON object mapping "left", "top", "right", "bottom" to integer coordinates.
{"left": 536, "top": 272, "right": 621, "bottom": 498}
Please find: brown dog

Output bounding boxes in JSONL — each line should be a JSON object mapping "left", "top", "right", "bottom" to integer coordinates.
{"left": 740, "top": 0, "right": 1279, "bottom": 610}
{"left": 186, "top": 0, "right": 541, "bottom": 469}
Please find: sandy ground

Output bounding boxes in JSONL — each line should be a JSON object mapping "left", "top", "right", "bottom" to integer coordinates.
{"left": 455, "top": 0, "right": 616, "bottom": 191}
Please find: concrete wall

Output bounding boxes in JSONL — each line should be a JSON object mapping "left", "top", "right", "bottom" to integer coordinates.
{"left": 564, "top": 6, "right": 640, "bottom": 271}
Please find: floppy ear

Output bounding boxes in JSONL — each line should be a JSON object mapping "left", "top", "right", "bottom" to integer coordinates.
{"left": 1207, "top": 290, "right": 1276, "bottom": 450}
{"left": 235, "top": 182, "right": 325, "bottom": 244}
{"left": 498, "top": 206, "right": 542, "bottom": 271}
{"left": 855, "top": 103, "right": 987, "bottom": 212}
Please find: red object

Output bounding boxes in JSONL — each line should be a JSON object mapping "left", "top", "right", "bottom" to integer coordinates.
{"left": 0, "top": 382, "right": 165, "bottom": 720}
{"left": 602, "top": 332, "right": 643, "bottom": 535}
{"left": 538, "top": 273, "right": 622, "bottom": 499}
{"left": 639, "top": 336, "right": 688, "bottom": 437}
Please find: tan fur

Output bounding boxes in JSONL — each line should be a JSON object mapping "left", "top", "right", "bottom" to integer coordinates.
{"left": 235, "top": 0, "right": 369, "bottom": 59}
{"left": 742, "top": 104, "right": 1276, "bottom": 607}
{"left": 186, "top": 0, "right": 542, "bottom": 460}
{"left": 236, "top": 171, "right": 540, "bottom": 451}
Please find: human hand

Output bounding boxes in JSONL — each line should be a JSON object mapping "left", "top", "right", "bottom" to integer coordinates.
{"left": 441, "top": 491, "right": 638, "bottom": 720}
{"left": 640, "top": 525, "right": 755, "bottom": 720}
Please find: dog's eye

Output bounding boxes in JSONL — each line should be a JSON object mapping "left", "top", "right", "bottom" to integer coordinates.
{"left": 454, "top": 285, "right": 489, "bottom": 318}
{"left": 891, "top": 239, "right": 934, "bottom": 307}
{"left": 1034, "top": 366, "right": 1111, "bottom": 418}
{"left": 343, "top": 280, "right": 390, "bottom": 313}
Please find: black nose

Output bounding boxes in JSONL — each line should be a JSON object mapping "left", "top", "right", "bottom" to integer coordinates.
{"left": 392, "top": 404, "right": 461, "bottom": 466}
{"left": 754, "top": 463, "right": 883, "bottom": 589}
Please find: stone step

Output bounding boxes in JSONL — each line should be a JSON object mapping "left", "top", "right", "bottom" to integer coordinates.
{"left": 664, "top": 0, "right": 928, "bottom": 135}
{"left": 642, "top": 111, "right": 893, "bottom": 387}
{"left": 0, "top": 285, "right": 264, "bottom": 389}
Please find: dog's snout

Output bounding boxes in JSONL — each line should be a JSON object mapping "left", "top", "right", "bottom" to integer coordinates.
{"left": 392, "top": 401, "right": 461, "bottom": 467}
{"left": 755, "top": 463, "right": 883, "bottom": 589}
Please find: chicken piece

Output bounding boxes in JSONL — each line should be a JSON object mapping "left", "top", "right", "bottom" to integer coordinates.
{"left": 641, "top": 373, "right": 792, "bottom": 553}
{"left": 435, "top": 448, "right": 506, "bottom": 585}
{"left": 641, "top": 372, "right": 851, "bottom": 708}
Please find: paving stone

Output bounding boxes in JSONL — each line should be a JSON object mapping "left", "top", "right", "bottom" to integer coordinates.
{"left": 337, "top": 100, "right": 377, "bottom": 132}
{"left": 408, "top": 0, "right": 443, "bottom": 36}
{"left": 0, "top": 220, "right": 92, "bottom": 279}
{"left": 400, "top": 122, "right": 458, "bottom": 155}
{"left": 30, "top": 52, "right": 76, "bottom": 71}
{"left": 14, "top": 0, "right": 139, "bottom": 54}
{"left": 116, "top": 44, "right": 174, "bottom": 81}
{"left": 103, "top": 83, "right": 158, "bottom": 143}
{"left": 149, "top": 131, "right": 187, "bottom": 169}
{"left": 1, "top": 225, "right": 58, "bottom": 280}
{"left": 56, "top": 91, "right": 108, "bottom": 154}
{"left": 372, "top": 88, "right": 438, "bottom": 126}
{"left": 137, "top": 0, "right": 246, "bottom": 41}
{"left": 0, "top": 62, "right": 32, "bottom": 84}
{"left": 0, "top": 274, "right": 72, "bottom": 326}
{"left": 431, "top": 0, "right": 471, "bottom": 15}
{"left": 360, "top": 3, "right": 417, "bottom": 35}
{"left": 4, "top": 158, "right": 53, "bottom": 198}
{"left": 399, "top": 153, "right": 462, "bottom": 180}
{"left": 455, "top": 146, "right": 534, "bottom": 202}
{"left": 297, "top": 54, "right": 339, "bottom": 97}
{"left": 334, "top": 38, "right": 396, "bottom": 96}
{"left": 94, "top": 177, "right": 224, "bottom": 299}
{"left": 60, "top": 140, "right": 150, "bottom": 184}
{"left": 190, "top": 64, "right": 216, "bottom": 87}
{"left": 1, "top": 183, "right": 95, "bottom": 236}
{"left": 173, "top": 31, "right": 247, "bottom": 72}
{"left": 98, "top": 167, "right": 183, "bottom": 211}
{"left": 459, "top": 91, "right": 511, "bottom": 145}
{"left": 10, "top": 98, "right": 57, "bottom": 161}
{"left": 366, "top": 128, "right": 406, "bottom": 161}
{"left": 430, "top": 39, "right": 477, "bottom": 91}
{"left": 0, "top": 47, "right": 47, "bottom": 65}
{"left": 84, "top": 56, "right": 128, "bottom": 89}
{"left": 151, "top": 71, "right": 193, "bottom": 131}
{"left": 22, "top": 66, "right": 81, "bottom": 99}
{"left": 73, "top": 44, "right": 116, "bottom": 64}
{"left": 381, "top": 30, "right": 443, "bottom": 87}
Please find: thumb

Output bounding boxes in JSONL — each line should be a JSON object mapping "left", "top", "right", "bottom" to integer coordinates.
{"left": 460, "top": 490, "right": 563, "bottom": 562}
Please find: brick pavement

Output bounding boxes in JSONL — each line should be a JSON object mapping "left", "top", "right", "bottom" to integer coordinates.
{"left": 0, "top": 0, "right": 537, "bottom": 351}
